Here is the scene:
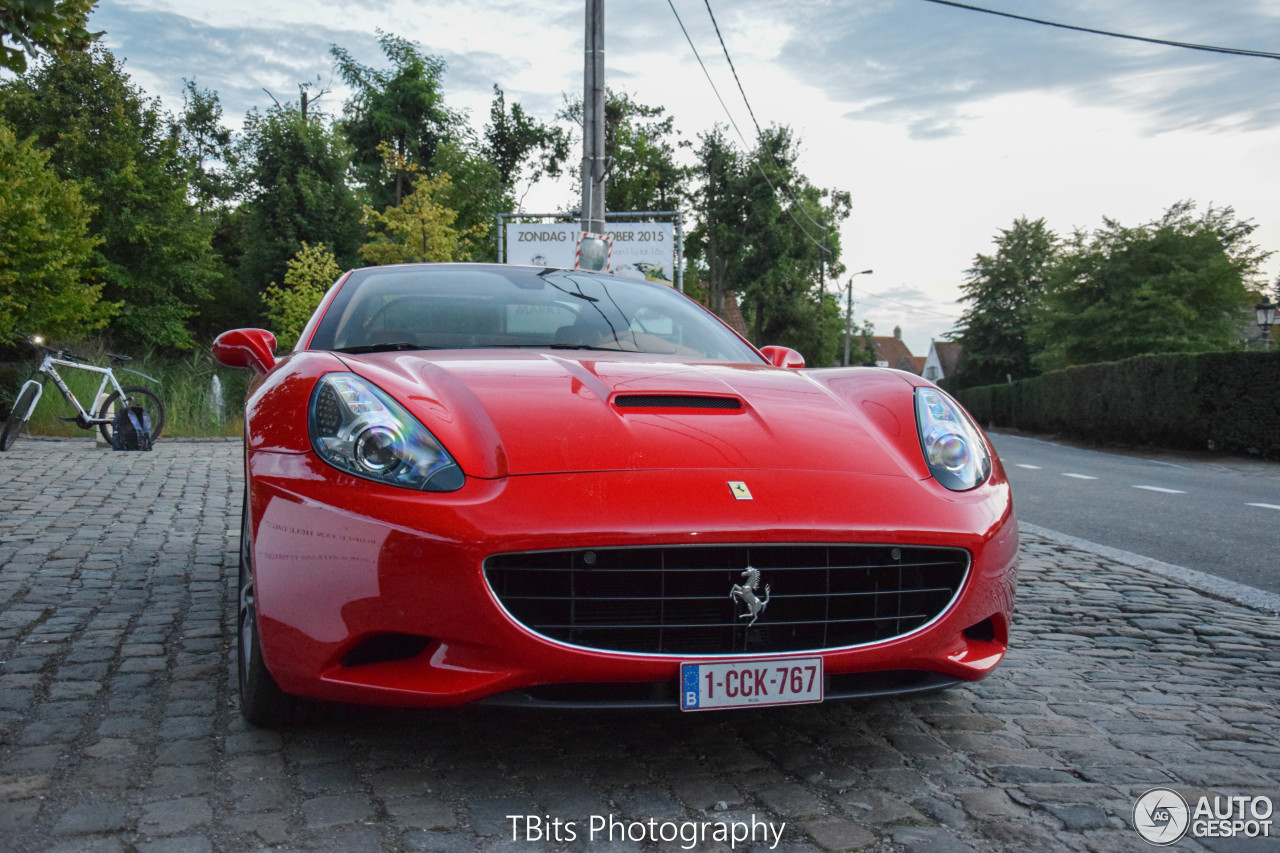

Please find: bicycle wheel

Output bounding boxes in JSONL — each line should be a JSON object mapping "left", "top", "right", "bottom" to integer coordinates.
{"left": 1, "top": 383, "right": 40, "bottom": 451}
{"left": 97, "top": 386, "right": 166, "bottom": 445}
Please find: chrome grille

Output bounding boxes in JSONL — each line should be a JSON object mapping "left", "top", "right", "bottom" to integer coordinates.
{"left": 484, "top": 545, "right": 969, "bottom": 655}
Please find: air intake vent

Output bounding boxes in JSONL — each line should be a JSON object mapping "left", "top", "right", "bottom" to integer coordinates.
{"left": 614, "top": 395, "right": 741, "bottom": 410}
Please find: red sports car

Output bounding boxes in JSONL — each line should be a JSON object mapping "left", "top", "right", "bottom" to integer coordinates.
{"left": 214, "top": 263, "right": 1016, "bottom": 727}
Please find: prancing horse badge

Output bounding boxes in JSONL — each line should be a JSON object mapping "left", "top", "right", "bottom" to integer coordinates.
{"left": 728, "top": 481, "right": 753, "bottom": 500}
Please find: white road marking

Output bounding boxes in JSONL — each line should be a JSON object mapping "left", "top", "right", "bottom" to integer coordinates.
{"left": 1246, "top": 503, "right": 1280, "bottom": 511}
{"left": 1132, "top": 485, "right": 1186, "bottom": 494}
{"left": 1015, "top": 464, "right": 1042, "bottom": 470}
{"left": 989, "top": 430, "right": 1191, "bottom": 469}
{"left": 1061, "top": 473, "right": 1098, "bottom": 480}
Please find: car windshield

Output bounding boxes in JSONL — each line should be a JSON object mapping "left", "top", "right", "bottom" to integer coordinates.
{"left": 307, "top": 264, "right": 763, "bottom": 363}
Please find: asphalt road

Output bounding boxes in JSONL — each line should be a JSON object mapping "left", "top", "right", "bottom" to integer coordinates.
{"left": 988, "top": 431, "right": 1280, "bottom": 594}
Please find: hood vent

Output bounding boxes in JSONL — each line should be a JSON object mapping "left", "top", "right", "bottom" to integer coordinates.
{"left": 614, "top": 395, "right": 741, "bottom": 410}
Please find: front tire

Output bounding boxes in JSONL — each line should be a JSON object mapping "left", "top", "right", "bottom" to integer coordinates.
{"left": 1, "top": 383, "right": 39, "bottom": 451}
{"left": 97, "top": 386, "right": 166, "bottom": 445}
{"left": 238, "top": 499, "right": 307, "bottom": 727}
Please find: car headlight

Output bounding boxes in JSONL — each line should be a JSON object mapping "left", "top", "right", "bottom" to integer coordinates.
{"left": 309, "top": 373, "right": 464, "bottom": 491}
{"left": 915, "top": 387, "right": 991, "bottom": 491}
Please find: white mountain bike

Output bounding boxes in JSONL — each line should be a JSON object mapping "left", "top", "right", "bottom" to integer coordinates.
{"left": 1, "top": 340, "right": 165, "bottom": 451}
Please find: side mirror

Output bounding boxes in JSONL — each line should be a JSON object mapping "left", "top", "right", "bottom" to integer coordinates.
{"left": 213, "top": 328, "right": 277, "bottom": 375}
{"left": 760, "top": 345, "right": 805, "bottom": 369}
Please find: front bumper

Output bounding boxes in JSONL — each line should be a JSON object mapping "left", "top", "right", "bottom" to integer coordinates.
{"left": 248, "top": 450, "right": 1018, "bottom": 708}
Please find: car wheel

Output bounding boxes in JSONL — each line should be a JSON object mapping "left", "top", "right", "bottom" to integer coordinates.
{"left": 238, "top": 498, "right": 307, "bottom": 727}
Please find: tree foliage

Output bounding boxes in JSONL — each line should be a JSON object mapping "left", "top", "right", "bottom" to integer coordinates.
{"left": 0, "top": 0, "right": 97, "bottom": 73}
{"left": 951, "top": 217, "right": 1057, "bottom": 387}
{"left": 0, "top": 46, "right": 218, "bottom": 349}
{"left": 176, "top": 79, "right": 236, "bottom": 212}
{"left": 686, "top": 125, "right": 849, "bottom": 364}
{"left": 484, "top": 84, "right": 569, "bottom": 192}
{"left": 360, "top": 171, "right": 477, "bottom": 266}
{"left": 233, "top": 101, "right": 363, "bottom": 299}
{"left": 559, "top": 89, "right": 690, "bottom": 213}
{"left": 262, "top": 242, "right": 341, "bottom": 349}
{"left": 0, "top": 121, "right": 108, "bottom": 341}
{"left": 331, "top": 31, "right": 461, "bottom": 209}
{"left": 1031, "top": 201, "right": 1268, "bottom": 372}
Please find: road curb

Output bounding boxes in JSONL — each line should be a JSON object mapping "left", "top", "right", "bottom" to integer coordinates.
{"left": 1022, "top": 521, "right": 1280, "bottom": 617}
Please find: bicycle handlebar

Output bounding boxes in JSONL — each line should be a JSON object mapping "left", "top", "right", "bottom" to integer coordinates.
{"left": 38, "top": 343, "right": 88, "bottom": 362}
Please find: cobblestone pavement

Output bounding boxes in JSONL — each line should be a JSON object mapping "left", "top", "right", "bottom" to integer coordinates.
{"left": 1, "top": 440, "right": 1278, "bottom": 853}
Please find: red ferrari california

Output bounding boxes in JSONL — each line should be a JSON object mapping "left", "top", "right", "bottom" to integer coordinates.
{"left": 214, "top": 262, "right": 1017, "bottom": 727}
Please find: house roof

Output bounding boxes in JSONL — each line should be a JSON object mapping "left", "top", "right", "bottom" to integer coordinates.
{"left": 870, "top": 334, "right": 915, "bottom": 371}
{"left": 911, "top": 356, "right": 927, "bottom": 374}
{"left": 932, "top": 341, "right": 963, "bottom": 376}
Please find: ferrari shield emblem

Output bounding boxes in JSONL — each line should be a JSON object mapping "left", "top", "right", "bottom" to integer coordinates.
{"left": 728, "top": 481, "right": 753, "bottom": 500}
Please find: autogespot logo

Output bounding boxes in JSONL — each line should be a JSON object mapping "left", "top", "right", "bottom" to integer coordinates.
{"left": 1134, "top": 788, "right": 1190, "bottom": 845}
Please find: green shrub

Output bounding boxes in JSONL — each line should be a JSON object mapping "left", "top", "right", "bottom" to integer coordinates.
{"left": 958, "top": 351, "right": 1280, "bottom": 459}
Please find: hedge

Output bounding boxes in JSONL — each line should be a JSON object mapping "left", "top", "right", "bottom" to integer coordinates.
{"left": 954, "top": 352, "right": 1280, "bottom": 460}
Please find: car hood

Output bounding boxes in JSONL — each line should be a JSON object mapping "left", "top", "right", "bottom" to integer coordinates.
{"left": 337, "top": 351, "right": 929, "bottom": 480}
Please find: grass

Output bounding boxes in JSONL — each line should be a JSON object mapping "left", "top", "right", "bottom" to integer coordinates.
{"left": 3, "top": 343, "right": 251, "bottom": 439}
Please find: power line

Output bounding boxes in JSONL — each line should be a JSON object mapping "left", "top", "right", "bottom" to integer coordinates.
{"left": 665, "top": 0, "right": 834, "bottom": 258}
{"left": 701, "top": 0, "right": 762, "bottom": 138}
{"left": 920, "top": 0, "right": 1280, "bottom": 61}
{"left": 849, "top": 285, "right": 962, "bottom": 321}
{"left": 701, "top": 0, "right": 832, "bottom": 238}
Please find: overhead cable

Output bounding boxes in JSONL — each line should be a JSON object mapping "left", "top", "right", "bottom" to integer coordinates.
{"left": 702, "top": 0, "right": 833, "bottom": 238}
{"left": 921, "top": 0, "right": 1280, "bottom": 61}
{"left": 666, "top": 0, "right": 833, "bottom": 255}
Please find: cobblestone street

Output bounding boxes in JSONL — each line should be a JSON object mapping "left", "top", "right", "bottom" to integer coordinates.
{"left": 1, "top": 440, "right": 1277, "bottom": 852}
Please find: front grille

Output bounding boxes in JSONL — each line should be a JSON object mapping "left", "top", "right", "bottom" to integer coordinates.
{"left": 485, "top": 545, "right": 968, "bottom": 655}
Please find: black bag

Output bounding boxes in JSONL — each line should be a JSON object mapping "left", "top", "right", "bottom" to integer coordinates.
{"left": 112, "top": 405, "right": 152, "bottom": 451}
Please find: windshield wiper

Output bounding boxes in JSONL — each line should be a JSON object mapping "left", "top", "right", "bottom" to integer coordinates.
{"left": 333, "top": 342, "right": 431, "bottom": 354}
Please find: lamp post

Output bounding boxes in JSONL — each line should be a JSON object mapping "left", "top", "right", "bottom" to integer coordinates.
{"left": 1256, "top": 297, "right": 1276, "bottom": 351}
{"left": 843, "top": 270, "right": 874, "bottom": 366}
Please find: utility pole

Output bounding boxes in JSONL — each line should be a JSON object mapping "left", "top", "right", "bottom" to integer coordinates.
{"left": 581, "top": 0, "right": 606, "bottom": 234}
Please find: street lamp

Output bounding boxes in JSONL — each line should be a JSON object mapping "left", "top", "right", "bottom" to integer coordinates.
{"left": 1256, "top": 297, "right": 1276, "bottom": 351}
{"left": 844, "top": 270, "right": 874, "bottom": 366}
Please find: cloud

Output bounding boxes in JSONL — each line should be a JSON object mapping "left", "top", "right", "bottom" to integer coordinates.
{"left": 770, "top": 0, "right": 1280, "bottom": 138}
{"left": 88, "top": 3, "right": 558, "bottom": 126}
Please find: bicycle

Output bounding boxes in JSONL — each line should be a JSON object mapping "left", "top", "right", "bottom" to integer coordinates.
{"left": 1, "top": 338, "right": 166, "bottom": 451}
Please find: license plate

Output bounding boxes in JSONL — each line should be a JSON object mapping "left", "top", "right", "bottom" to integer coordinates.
{"left": 680, "top": 657, "right": 823, "bottom": 711}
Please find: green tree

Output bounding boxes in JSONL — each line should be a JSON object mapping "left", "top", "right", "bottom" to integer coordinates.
{"left": 233, "top": 100, "right": 363, "bottom": 302}
{"left": 0, "top": 0, "right": 97, "bottom": 73}
{"left": 331, "top": 32, "right": 462, "bottom": 209}
{"left": 483, "top": 84, "right": 569, "bottom": 193}
{"left": 687, "top": 128, "right": 744, "bottom": 319}
{"left": 0, "top": 46, "right": 218, "bottom": 349}
{"left": 1032, "top": 201, "right": 1269, "bottom": 371}
{"left": 360, "top": 171, "right": 476, "bottom": 266}
{"left": 686, "top": 125, "right": 849, "bottom": 364}
{"left": 430, "top": 139, "right": 504, "bottom": 262}
{"left": 262, "top": 242, "right": 342, "bottom": 349}
{"left": 559, "top": 89, "right": 690, "bottom": 213}
{"left": 951, "top": 217, "right": 1058, "bottom": 387}
{"left": 0, "top": 121, "right": 108, "bottom": 340}
{"left": 176, "top": 79, "right": 236, "bottom": 212}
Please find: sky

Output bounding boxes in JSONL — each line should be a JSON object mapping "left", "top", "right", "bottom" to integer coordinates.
{"left": 87, "top": 0, "right": 1280, "bottom": 356}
